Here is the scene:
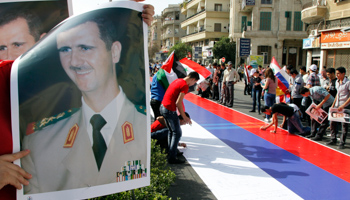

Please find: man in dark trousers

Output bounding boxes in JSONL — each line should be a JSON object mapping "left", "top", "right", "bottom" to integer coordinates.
{"left": 260, "top": 103, "right": 310, "bottom": 135}
{"left": 160, "top": 72, "right": 199, "bottom": 164}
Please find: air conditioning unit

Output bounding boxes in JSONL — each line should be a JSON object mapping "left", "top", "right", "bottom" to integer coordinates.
{"left": 310, "top": 29, "right": 318, "bottom": 37}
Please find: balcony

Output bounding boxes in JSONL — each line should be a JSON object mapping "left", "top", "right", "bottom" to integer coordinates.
{"left": 241, "top": 0, "right": 255, "bottom": 12}
{"left": 181, "top": 10, "right": 229, "bottom": 28}
{"left": 301, "top": 0, "right": 327, "bottom": 24}
{"left": 162, "top": 7, "right": 180, "bottom": 16}
{"left": 161, "top": 32, "right": 181, "bottom": 39}
{"left": 181, "top": 30, "right": 228, "bottom": 43}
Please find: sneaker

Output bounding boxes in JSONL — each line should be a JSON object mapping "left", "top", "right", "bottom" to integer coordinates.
{"left": 168, "top": 157, "right": 186, "bottom": 164}
{"left": 312, "top": 135, "right": 323, "bottom": 141}
{"left": 326, "top": 140, "right": 337, "bottom": 145}
{"left": 338, "top": 144, "right": 345, "bottom": 150}
{"left": 306, "top": 134, "right": 315, "bottom": 138}
{"left": 264, "top": 118, "right": 270, "bottom": 123}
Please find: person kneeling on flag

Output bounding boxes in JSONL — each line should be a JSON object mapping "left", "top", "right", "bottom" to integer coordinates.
{"left": 260, "top": 103, "right": 310, "bottom": 135}
{"left": 151, "top": 113, "right": 190, "bottom": 152}
{"left": 160, "top": 72, "right": 199, "bottom": 164}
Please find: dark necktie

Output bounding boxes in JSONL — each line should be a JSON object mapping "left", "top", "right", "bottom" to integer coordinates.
{"left": 90, "top": 114, "right": 107, "bottom": 171}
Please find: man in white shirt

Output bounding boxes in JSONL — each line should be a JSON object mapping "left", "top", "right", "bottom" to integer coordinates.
{"left": 223, "top": 61, "right": 240, "bottom": 107}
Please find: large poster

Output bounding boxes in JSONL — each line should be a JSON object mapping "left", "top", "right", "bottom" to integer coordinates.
{"left": 11, "top": 1, "right": 150, "bottom": 200}
{"left": 328, "top": 108, "right": 350, "bottom": 123}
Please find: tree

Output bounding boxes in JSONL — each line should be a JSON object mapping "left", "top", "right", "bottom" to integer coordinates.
{"left": 212, "top": 37, "right": 236, "bottom": 64}
{"left": 168, "top": 42, "right": 192, "bottom": 60}
{"left": 148, "top": 45, "right": 160, "bottom": 62}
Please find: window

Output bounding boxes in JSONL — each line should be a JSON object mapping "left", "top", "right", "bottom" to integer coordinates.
{"left": 285, "top": 11, "right": 292, "bottom": 31}
{"left": 214, "top": 23, "right": 221, "bottom": 32}
{"left": 175, "top": 12, "right": 180, "bottom": 20}
{"left": 258, "top": 46, "right": 272, "bottom": 64}
{"left": 260, "top": 12, "right": 271, "bottom": 31}
{"left": 294, "top": 12, "right": 303, "bottom": 31}
{"left": 241, "top": 16, "right": 247, "bottom": 32}
{"left": 261, "top": 0, "right": 272, "bottom": 4}
{"left": 215, "top": 4, "right": 222, "bottom": 11}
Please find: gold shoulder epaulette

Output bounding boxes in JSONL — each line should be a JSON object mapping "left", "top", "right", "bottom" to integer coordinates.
{"left": 26, "top": 108, "right": 79, "bottom": 135}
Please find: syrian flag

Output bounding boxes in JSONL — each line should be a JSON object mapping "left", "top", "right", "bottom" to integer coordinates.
{"left": 179, "top": 58, "right": 211, "bottom": 83}
{"left": 269, "top": 57, "right": 290, "bottom": 93}
{"left": 156, "top": 51, "right": 187, "bottom": 90}
{"left": 156, "top": 51, "right": 211, "bottom": 90}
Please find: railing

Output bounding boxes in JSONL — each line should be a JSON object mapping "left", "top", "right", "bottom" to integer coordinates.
{"left": 186, "top": 9, "right": 205, "bottom": 20}
{"left": 302, "top": 0, "right": 327, "bottom": 10}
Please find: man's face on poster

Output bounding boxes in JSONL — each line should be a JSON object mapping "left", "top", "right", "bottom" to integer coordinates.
{"left": 57, "top": 21, "right": 121, "bottom": 94}
{"left": 332, "top": 112, "right": 344, "bottom": 118}
{"left": 0, "top": 17, "right": 36, "bottom": 60}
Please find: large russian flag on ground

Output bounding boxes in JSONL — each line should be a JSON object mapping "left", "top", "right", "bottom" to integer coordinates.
{"left": 269, "top": 57, "right": 290, "bottom": 93}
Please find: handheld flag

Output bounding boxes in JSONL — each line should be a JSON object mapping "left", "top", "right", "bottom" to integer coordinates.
{"left": 269, "top": 57, "right": 290, "bottom": 93}
{"left": 179, "top": 58, "right": 211, "bottom": 83}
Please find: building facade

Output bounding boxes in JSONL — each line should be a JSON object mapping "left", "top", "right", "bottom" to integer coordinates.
{"left": 160, "top": 4, "right": 186, "bottom": 54}
{"left": 231, "top": 0, "right": 307, "bottom": 68}
{"left": 181, "top": 0, "right": 230, "bottom": 63}
{"left": 302, "top": 0, "right": 350, "bottom": 74}
{"left": 148, "top": 16, "right": 162, "bottom": 61}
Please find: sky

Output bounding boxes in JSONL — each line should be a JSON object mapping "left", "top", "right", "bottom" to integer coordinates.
{"left": 69, "top": 0, "right": 184, "bottom": 16}
{"left": 143, "top": 0, "right": 184, "bottom": 16}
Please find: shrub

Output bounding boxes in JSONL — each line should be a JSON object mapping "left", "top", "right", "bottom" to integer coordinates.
{"left": 90, "top": 140, "right": 176, "bottom": 200}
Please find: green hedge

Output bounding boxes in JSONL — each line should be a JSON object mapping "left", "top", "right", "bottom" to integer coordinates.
{"left": 90, "top": 140, "right": 176, "bottom": 200}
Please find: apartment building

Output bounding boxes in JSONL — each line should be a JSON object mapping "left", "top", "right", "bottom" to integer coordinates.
{"left": 302, "top": 0, "right": 350, "bottom": 73}
{"left": 231, "top": 0, "right": 307, "bottom": 68}
{"left": 181, "top": 0, "right": 230, "bottom": 63}
{"left": 148, "top": 16, "right": 162, "bottom": 61}
{"left": 160, "top": 4, "right": 186, "bottom": 53}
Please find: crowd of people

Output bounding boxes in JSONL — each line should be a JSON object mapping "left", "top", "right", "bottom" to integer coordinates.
{"left": 151, "top": 59, "right": 350, "bottom": 152}
{"left": 260, "top": 64, "right": 349, "bottom": 150}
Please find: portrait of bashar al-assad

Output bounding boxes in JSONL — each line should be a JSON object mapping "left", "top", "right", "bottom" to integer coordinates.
{"left": 18, "top": 7, "right": 148, "bottom": 194}
{"left": 331, "top": 112, "right": 350, "bottom": 122}
{"left": 0, "top": 1, "right": 68, "bottom": 60}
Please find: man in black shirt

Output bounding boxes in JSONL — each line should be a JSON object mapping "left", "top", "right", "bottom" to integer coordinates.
{"left": 326, "top": 68, "right": 337, "bottom": 97}
{"left": 260, "top": 103, "right": 310, "bottom": 135}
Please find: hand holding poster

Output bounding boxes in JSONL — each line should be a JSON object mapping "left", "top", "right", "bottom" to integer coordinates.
{"left": 10, "top": 1, "right": 150, "bottom": 200}
{"left": 328, "top": 108, "right": 350, "bottom": 123}
{"left": 306, "top": 103, "right": 328, "bottom": 124}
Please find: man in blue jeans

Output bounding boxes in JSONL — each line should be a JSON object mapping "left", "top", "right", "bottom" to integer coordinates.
{"left": 160, "top": 72, "right": 199, "bottom": 164}
{"left": 260, "top": 103, "right": 310, "bottom": 135}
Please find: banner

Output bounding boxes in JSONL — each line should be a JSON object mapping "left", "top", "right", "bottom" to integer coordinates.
{"left": 11, "top": 2, "right": 150, "bottom": 199}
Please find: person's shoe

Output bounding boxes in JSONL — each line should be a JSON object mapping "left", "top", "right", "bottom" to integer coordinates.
{"left": 249, "top": 110, "right": 256, "bottom": 112}
{"left": 338, "top": 144, "right": 345, "bottom": 150}
{"left": 264, "top": 118, "right": 270, "bottom": 123}
{"left": 306, "top": 134, "right": 315, "bottom": 138}
{"left": 312, "top": 135, "right": 323, "bottom": 141}
{"left": 168, "top": 157, "right": 186, "bottom": 164}
{"left": 326, "top": 140, "right": 337, "bottom": 145}
{"left": 177, "top": 149, "right": 183, "bottom": 156}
